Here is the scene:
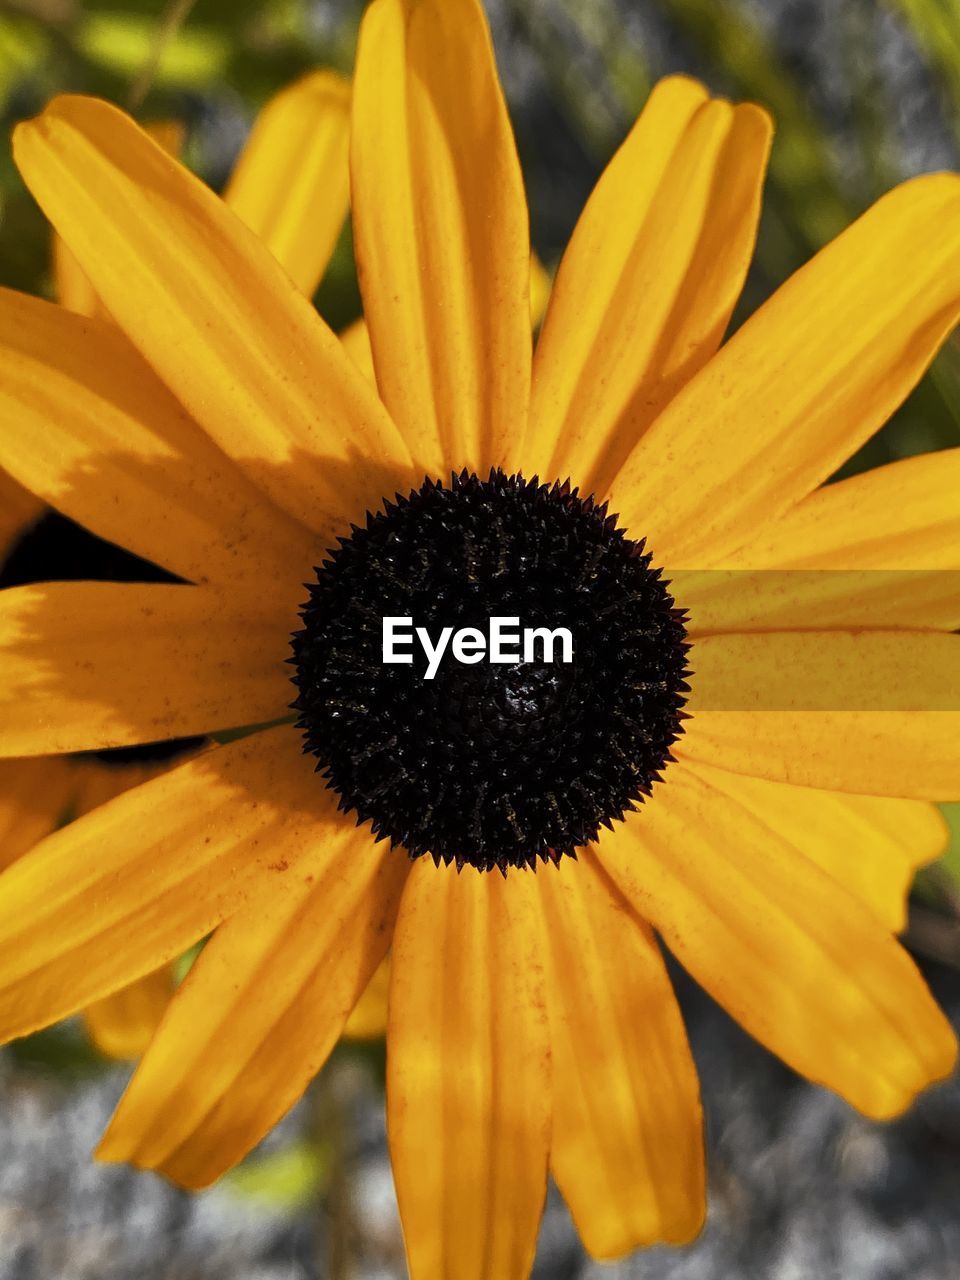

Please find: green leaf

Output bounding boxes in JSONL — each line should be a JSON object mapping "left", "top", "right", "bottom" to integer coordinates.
{"left": 225, "top": 1138, "right": 330, "bottom": 1208}
{"left": 77, "top": 12, "right": 229, "bottom": 86}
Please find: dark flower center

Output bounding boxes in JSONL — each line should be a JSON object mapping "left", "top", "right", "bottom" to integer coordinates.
{"left": 290, "top": 470, "right": 689, "bottom": 873}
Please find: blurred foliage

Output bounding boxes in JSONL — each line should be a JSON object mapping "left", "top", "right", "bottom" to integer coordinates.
{"left": 941, "top": 804, "right": 960, "bottom": 873}
{"left": 8, "top": 1018, "right": 112, "bottom": 1077}
{"left": 225, "top": 1138, "right": 330, "bottom": 1208}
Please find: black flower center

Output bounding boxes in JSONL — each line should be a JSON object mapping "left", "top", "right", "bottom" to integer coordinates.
{"left": 290, "top": 471, "right": 689, "bottom": 873}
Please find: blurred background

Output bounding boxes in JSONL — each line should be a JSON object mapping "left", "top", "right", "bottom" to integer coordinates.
{"left": 2, "top": 0, "right": 960, "bottom": 1276}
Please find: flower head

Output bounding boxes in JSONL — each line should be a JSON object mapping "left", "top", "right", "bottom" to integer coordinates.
{"left": 1, "top": 0, "right": 959, "bottom": 1273}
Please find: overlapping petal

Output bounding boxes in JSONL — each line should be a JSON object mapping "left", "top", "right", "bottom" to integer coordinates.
{"left": 388, "top": 860, "right": 550, "bottom": 1280}
{"left": 343, "top": 955, "right": 390, "bottom": 1039}
{"left": 0, "top": 755, "right": 76, "bottom": 873}
{"left": 540, "top": 854, "right": 704, "bottom": 1257}
{"left": 84, "top": 967, "right": 174, "bottom": 1062}
{"left": 14, "top": 95, "right": 412, "bottom": 540}
{"left": 680, "top": 631, "right": 960, "bottom": 797}
{"left": 352, "top": 0, "right": 531, "bottom": 474}
{"left": 99, "top": 822, "right": 408, "bottom": 1186}
{"left": 225, "top": 71, "right": 351, "bottom": 297}
{"left": 686, "top": 763, "right": 947, "bottom": 931}
{"left": 679, "top": 710, "right": 960, "bottom": 799}
{"left": 0, "top": 728, "right": 328, "bottom": 1042}
{"left": 610, "top": 174, "right": 960, "bottom": 566}
{"left": 0, "top": 288, "right": 316, "bottom": 590}
{"left": 686, "top": 630, "right": 960, "bottom": 711}
{"left": 679, "top": 449, "right": 960, "bottom": 631}
{"left": 529, "top": 76, "right": 771, "bottom": 493}
{"left": 0, "top": 469, "right": 43, "bottom": 566}
{"left": 0, "top": 583, "right": 294, "bottom": 756}
{"left": 603, "top": 763, "right": 957, "bottom": 1119}
{"left": 53, "top": 119, "right": 184, "bottom": 321}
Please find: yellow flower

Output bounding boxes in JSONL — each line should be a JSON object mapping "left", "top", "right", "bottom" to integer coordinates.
{"left": 0, "top": 0, "right": 959, "bottom": 1275}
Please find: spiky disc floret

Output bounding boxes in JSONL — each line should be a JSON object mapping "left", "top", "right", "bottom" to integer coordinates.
{"left": 290, "top": 470, "right": 690, "bottom": 873}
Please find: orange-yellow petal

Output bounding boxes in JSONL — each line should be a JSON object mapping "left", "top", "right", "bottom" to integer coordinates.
{"left": 0, "top": 727, "right": 329, "bottom": 1042}
{"left": 52, "top": 234, "right": 102, "bottom": 320}
{"left": 388, "top": 859, "right": 550, "bottom": 1280}
{"left": 14, "top": 95, "right": 412, "bottom": 540}
{"left": 679, "top": 709, "right": 960, "bottom": 800}
{"left": 686, "top": 763, "right": 947, "bottom": 932}
{"left": 528, "top": 76, "right": 771, "bottom": 493}
{"left": 339, "top": 316, "right": 376, "bottom": 382}
{"left": 686, "top": 629, "right": 960, "bottom": 711}
{"left": 0, "top": 287, "right": 317, "bottom": 592}
{"left": 720, "top": 448, "right": 960, "bottom": 571}
{"left": 352, "top": 0, "right": 531, "bottom": 475}
{"left": 0, "top": 468, "right": 43, "bottom": 566}
{"left": 53, "top": 118, "right": 184, "bottom": 321}
{"left": 224, "top": 71, "right": 351, "bottom": 298}
{"left": 343, "top": 954, "right": 390, "bottom": 1039}
{"left": 679, "top": 449, "right": 960, "bottom": 631}
{"left": 98, "top": 822, "right": 407, "bottom": 1186}
{"left": 0, "top": 755, "right": 76, "bottom": 873}
{"left": 0, "top": 582, "right": 294, "bottom": 756}
{"left": 340, "top": 252, "right": 550, "bottom": 391}
{"left": 610, "top": 174, "right": 960, "bottom": 566}
{"left": 679, "top": 630, "right": 960, "bottom": 799}
{"left": 529, "top": 254, "right": 551, "bottom": 329}
{"left": 540, "top": 853, "right": 704, "bottom": 1257}
{"left": 84, "top": 966, "right": 174, "bottom": 1061}
{"left": 602, "top": 763, "right": 957, "bottom": 1119}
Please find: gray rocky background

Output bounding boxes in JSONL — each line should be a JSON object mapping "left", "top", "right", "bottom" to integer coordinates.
{"left": 3, "top": 965, "right": 960, "bottom": 1278}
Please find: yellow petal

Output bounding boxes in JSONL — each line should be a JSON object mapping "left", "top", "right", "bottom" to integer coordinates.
{"left": 0, "top": 582, "right": 294, "bottom": 756}
{"left": 686, "top": 629, "right": 960, "bottom": 711}
{"left": 680, "top": 449, "right": 960, "bottom": 631}
{"left": 52, "top": 234, "right": 103, "bottom": 320}
{"left": 98, "top": 825, "right": 407, "bottom": 1186}
{"left": 0, "top": 756, "right": 77, "bottom": 873}
{"left": 0, "top": 468, "right": 43, "bottom": 565}
{"left": 721, "top": 449, "right": 960, "bottom": 571}
{"left": 72, "top": 755, "right": 177, "bottom": 1062}
{"left": 339, "top": 252, "right": 549, "bottom": 393}
{"left": 339, "top": 316, "right": 376, "bottom": 382}
{"left": 528, "top": 254, "right": 551, "bottom": 329}
{"left": 0, "top": 727, "right": 329, "bottom": 1042}
{"left": 70, "top": 756, "right": 165, "bottom": 817}
{"left": 352, "top": 0, "right": 531, "bottom": 475}
{"left": 602, "top": 763, "right": 957, "bottom": 1119}
{"left": 0, "top": 287, "right": 317, "bottom": 592}
{"left": 540, "top": 854, "right": 704, "bottom": 1257}
{"left": 388, "top": 859, "right": 550, "bottom": 1280}
{"left": 14, "top": 95, "right": 412, "bottom": 539}
{"left": 224, "top": 71, "right": 351, "bottom": 298}
{"left": 686, "top": 763, "right": 947, "bottom": 932}
{"left": 343, "top": 954, "right": 390, "bottom": 1039}
{"left": 678, "top": 631, "right": 960, "bottom": 798}
{"left": 53, "top": 118, "right": 184, "bottom": 321}
{"left": 679, "top": 566, "right": 960, "bottom": 634}
{"left": 528, "top": 77, "right": 771, "bottom": 493}
{"left": 680, "top": 708, "right": 960, "bottom": 800}
{"left": 611, "top": 174, "right": 960, "bottom": 566}
{"left": 84, "top": 966, "right": 174, "bottom": 1061}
